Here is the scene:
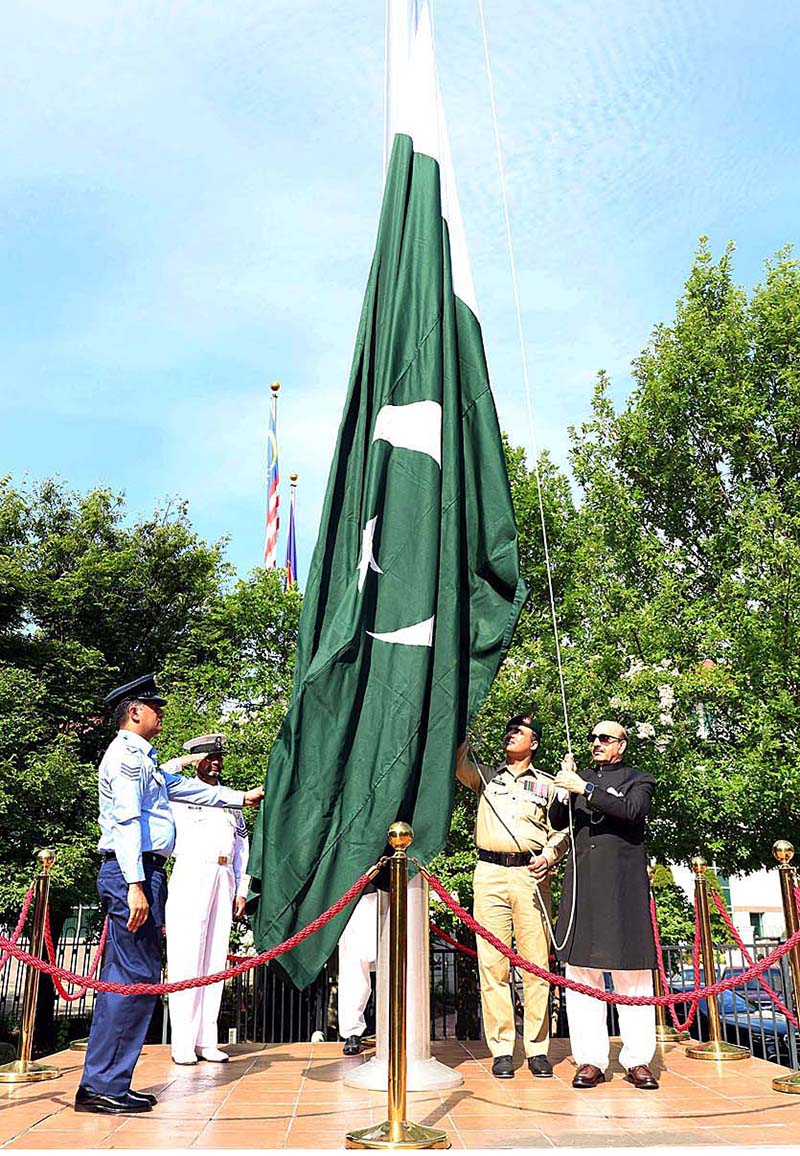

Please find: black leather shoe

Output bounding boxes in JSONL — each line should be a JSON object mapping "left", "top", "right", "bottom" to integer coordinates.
{"left": 74, "top": 1085, "right": 151, "bottom": 1114}
{"left": 527, "top": 1054, "right": 553, "bottom": 1078}
{"left": 572, "top": 1063, "right": 605, "bottom": 1089}
{"left": 342, "top": 1035, "right": 362, "bottom": 1056}
{"left": 491, "top": 1055, "right": 514, "bottom": 1078}
{"left": 127, "top": 1089, "right": 158, "bottom": 1106}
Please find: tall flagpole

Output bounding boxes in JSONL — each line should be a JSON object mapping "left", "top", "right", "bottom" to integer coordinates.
{"left": 345, "top": 0, "right": 461, "bottom": 1095}
{"left": 264, "top": 380, "right": 281, "bottom": 568}
{"left": 285, "top": 472, "right": 299, "bottom": 589}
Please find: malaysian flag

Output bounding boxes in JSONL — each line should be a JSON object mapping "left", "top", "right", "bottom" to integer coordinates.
{"left": 264, "top": 382, "right": 280, "bottom": 568}
{"left": 284, "top": 474, "right": 298, "bottom": 589}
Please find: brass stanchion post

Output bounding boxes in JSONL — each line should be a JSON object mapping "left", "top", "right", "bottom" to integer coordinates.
{"left": 346, "top": 824, "right": 448, "bottom": 1150}
{"left": 771, "top": 840, "right": 800, "bottom": 1094}
{"left": 649, "top": 867, "right": 689, "bottom": 1044}
{"left": 685, "top": 855, "right": 749, "bottom": 1061}
{"left": 0, "top": 850, "right": 61, "bottom": 1083}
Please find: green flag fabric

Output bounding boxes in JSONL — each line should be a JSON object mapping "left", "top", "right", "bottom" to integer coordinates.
{"left": 247, "top": 129, "right": 526, "bottom": 991}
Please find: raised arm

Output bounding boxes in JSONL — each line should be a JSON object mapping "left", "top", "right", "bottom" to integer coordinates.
{"left": 455, "top": 741, "right": 482, "bottom": 793}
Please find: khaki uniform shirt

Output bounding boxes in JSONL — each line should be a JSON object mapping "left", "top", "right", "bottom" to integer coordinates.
{"left": 456, "top": 747, "right": 569, "bottom": 866}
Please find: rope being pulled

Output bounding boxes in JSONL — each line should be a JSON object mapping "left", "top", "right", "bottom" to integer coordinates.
{"left": 421, "top": 863, "right": 800, "bottom": 1007}
{"left": 0, "top": 868, "right": 378, "bottom": 996}
{"left": 0, "top": 880, "right": 36, "bottom": 973}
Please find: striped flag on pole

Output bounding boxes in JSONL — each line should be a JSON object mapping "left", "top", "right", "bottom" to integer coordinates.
{"left": 264, "top": 381, "right": 280, "bottom": 568}
{"left": 284, "top": 473, "right": 298, "bottom": 589}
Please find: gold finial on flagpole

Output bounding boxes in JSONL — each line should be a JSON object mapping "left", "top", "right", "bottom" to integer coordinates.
{"left": 270, "top": 380, "right": 281, "bottom": 394}
{"left": 290, "top": 472, "right": 298, "bottom": 484}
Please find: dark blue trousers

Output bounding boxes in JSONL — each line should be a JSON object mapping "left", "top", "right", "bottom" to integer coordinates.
{"left": 81, "top": 858, "right": 166, "bottom": 1095}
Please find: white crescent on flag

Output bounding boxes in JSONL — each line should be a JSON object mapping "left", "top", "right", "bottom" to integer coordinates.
{"left": 372, "top": 401, "right": 442, "bottom": 466}
{"left": 367, "top": 616, "right": 435, "bottom": 647}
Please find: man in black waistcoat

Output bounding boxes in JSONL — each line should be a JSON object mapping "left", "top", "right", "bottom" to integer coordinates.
{"left": 551, "top": 720, "right": 658, "bottom": 1091}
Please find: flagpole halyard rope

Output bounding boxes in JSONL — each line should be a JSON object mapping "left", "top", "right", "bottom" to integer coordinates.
{"left": 476, "top": 0, "right": 573, "bottom": 758}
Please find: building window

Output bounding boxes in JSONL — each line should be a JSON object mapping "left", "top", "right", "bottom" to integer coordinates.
{"left": 717, "top": 874, "right": 732, "bottom": 911}
{"left": 749, "top": 912, "right": 764, "bottom": 939}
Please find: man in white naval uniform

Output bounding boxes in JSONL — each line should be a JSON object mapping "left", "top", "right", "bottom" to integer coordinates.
{"left": 166, "top": 734, "right": 251, "bottom": 1065}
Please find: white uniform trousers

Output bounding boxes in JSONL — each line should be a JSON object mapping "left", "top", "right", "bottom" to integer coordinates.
{"left": 565, "top": 965, "right": 656, "bottom": 1071}
{"left": 166, "top": 861, "right": 235, "bottom": 1055}
{"left": 337, "top": 892, "right": 378, "bottom": 1038}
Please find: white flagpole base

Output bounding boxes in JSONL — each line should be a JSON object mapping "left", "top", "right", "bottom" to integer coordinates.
{"left": 343, "top": 874, "right": 463, "bottom": 1091}
{"left": 344, "top": 1054, "right": 462, "bottom": 1091}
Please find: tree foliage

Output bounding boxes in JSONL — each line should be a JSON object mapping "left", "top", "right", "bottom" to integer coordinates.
{"left": 436, "top": 240, "right": 800, "bottom": 922}
{"left": 0, "top": 478, "right": 299, "bottom": 922}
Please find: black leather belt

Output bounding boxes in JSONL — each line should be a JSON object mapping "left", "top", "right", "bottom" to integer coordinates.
{"left": 100, "top": 851, "right": 168, "bottom": 867}
{"left": 477, "top": 849, "right": 535, "bottom": 867}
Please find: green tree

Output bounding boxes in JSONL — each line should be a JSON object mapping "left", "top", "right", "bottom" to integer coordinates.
{"left": 434, "top": 241, "right": 800, "bottom": 925}
{"left": 0, "top": 478, "right": 300, "bottom": 1048}
{"left": 566, "top": 241, "right": 800, "bottom": 871}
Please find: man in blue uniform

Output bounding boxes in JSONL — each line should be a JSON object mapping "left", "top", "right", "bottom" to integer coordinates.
{"left": 74, "top": 675, "right": 265, "bottom": 1116}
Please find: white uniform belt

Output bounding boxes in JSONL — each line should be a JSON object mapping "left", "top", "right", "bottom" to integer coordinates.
{"left": 177, "top": 854, "right": 232, "bottom": 866}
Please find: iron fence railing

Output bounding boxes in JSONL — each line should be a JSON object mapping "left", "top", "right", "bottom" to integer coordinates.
{"left": 2, "top": 911, "right": 797, "bottom": 1069}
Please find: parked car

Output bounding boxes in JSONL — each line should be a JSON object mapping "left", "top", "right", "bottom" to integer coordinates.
{"left": 668, "top": 963, "right": 798, "bottom": 1063}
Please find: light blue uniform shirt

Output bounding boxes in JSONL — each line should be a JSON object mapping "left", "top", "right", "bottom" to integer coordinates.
{"left": 97, "top": 730, "right": 245, "bottom": 885}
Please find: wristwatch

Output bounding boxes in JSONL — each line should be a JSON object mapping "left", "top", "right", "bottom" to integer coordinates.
{"left": 583, "top": 780, "right": 596, "bottom": 801}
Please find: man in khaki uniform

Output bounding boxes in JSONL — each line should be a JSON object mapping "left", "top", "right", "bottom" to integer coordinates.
{"left": 457, "top": 713, "right": 568, "bottom": 1079}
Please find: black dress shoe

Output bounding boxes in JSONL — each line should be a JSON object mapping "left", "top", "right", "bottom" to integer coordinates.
{"left": 342, "top": 1035, "right": 362, "bottom": 1056}
{"left": 572, "top": 1063, "right": 605, "bottom": 1089}
{"left": 625, "top": 1064, "right": 659, "bottom": 1089}
{"left": 127, "top": 1089, "right": 158, "bottom": 1106}
{"left": 527, "top": 1054, "right": 553, "bottom": 1078}
{"left": 491, "top": 1055, "right": 514, "bottom": 1078}
{"left": 74, "top": 1085, "right": 151, "bottom": 1114}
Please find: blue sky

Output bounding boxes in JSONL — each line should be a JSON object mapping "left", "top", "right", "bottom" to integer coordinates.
{"left": 2, "top": 0, "right": 799, "bottom": 585}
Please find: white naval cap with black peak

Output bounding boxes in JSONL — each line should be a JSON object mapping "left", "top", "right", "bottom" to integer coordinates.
{"left": 182, "top": 733, "right": 226, "bottom": 755}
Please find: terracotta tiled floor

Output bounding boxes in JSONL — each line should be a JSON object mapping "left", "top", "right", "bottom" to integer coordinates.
{"left": 1, "top": 1039, "right": 799, "bottom": 1149}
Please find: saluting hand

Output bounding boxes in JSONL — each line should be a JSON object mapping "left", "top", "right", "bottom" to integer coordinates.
{"left": 178, "top": 753, "right": 204, "bottom": 769}
{"left": 243, "top": 786, "right": 264, "bottom": 806}
{"left": 127, "top": 883, "right": 149, "bottom": 932}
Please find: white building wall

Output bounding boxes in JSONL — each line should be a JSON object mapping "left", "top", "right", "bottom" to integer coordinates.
{"left": 670, "top": 864, "right": 785, "bottom": 942}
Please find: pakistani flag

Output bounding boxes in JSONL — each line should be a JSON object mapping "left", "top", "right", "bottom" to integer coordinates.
{"left": 247, "top": 0, "right": 527, "bottom": 988}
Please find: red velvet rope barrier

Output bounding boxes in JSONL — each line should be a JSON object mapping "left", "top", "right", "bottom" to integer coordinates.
{"left": 421, "top": 864, "right": 800, "bottom": 1007}
{"left": 430, "top": 921, "right": 478, "bottom": 959}
{"left": 43, "top": 910, "right": 109, "bottom": 1002}
{"left": 710, "top": 891, "right": 799, "bottom": 1028}
{"left": 0, "top": 868, "right": 376, "bottom": 996}
{"left": 650, "top": 890, "right": 703, "bottom": 1032}
{"left": 0, "top": 880, "right": 36, "bottom": 973}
